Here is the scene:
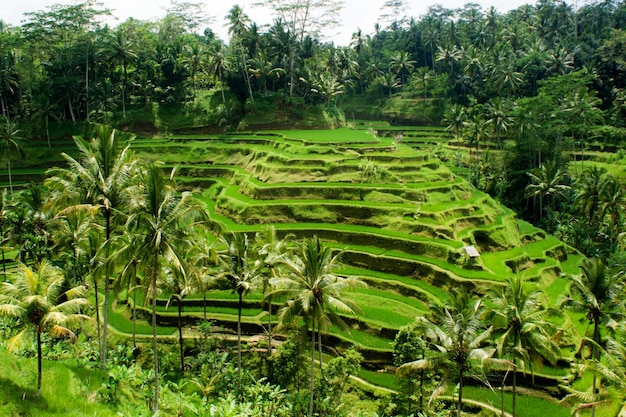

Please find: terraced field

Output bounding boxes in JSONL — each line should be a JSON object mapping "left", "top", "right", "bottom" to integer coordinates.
{"left": 127, "top": 124, "right": 584, "bottom": 363}
{"left": 2, "top": 123, "right": 585, "bottom": 412}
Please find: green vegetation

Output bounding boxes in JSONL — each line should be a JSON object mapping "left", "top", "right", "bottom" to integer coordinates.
{"left": 0, "top": 0, "right": 626, "bottom": 416}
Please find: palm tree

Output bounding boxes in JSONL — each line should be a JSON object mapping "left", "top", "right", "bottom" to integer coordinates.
{"left": 525, "top": 161, "right": 570, "bottom": 220}
{"left": 207, "top": 45, "right": 229, "bottom": 103}
{"left": 106, "top": 28, "right": 137, "bottom": 119}
{"left": 486, "top": 276, "right": 561, "bottom": 417}
{"left": 397, "top": 289, "right": 510, "bottom": 417}
{"left": 389, "top": 51, "right": 416, "bottom": 86}
{"left": 50, "top": 206, "right": 100, "bottom": 287}
{"left": 576, "top": 328, "right": 626, "bottom": 412}
{"left": 412, "top": 67, "right": 433, "bottom": 100}
{"left": 226, "top": 5, "right": 254, "bottom": 102}
{"left": 443, "top": 104, "right": 467, "bottom": 167}
{"left": 126, "top": 162, "right": 206, "bottom": 413}
{"left": 575, "top": 166, "right": 606, "bottom": 226}
{"left": 31, "top": 92, "right": 58, "bottom": 149}
{"left": 599, "top": 174, "right": 625, "bottom": 246}
{"left": 0, "top": 116, "right": 25, "bottom": 194}
{"left": 271, "top": 236, "right": 365, "bottom": 417}
{"left": 0, "top": 188, "right": 11, "bottom": 279}
{"left": 45, "top": 124, "right": 136, "bottom": 367}
{"left": 217, "top": 231, "right": 260, "bottom": 394}
{"left": 560, "top": 257, "right": 625, "bottom": 417}
{"left": 164, "top": 253, "right": 199, "bottom": 376}
{"left": 255, "top": 226, "right": 294, "bottom": 358}
{"left": 0, "top": 261, "right": 88, "bottom": 396}
{"left": 109, "top": 229, "right": 143, "bottom": 348}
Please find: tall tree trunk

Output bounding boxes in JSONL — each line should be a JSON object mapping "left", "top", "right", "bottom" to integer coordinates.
{"left": 237, "top": 290, "right": 243, "bottom": 396}
{"left": 94, "top": 273, "right": 102, "bottom": 369}
{"left": 266, "top": 297, "right": 272, "bottom": 357}
{"left": 458, "top": 368, "right": 464, "bottom": 417}
{"left": 591, "top": 317, "right": 600, "bottom": 417}
{"left": 102, "top": 209, "right": 111, "bottom": 367}
{"left": 151, "top": 258, "right": 159, "bottom": 414}
{"left": 1, "top": 223, "right": 6, "bottom": 280}
{"left": 132, "top": 289, "right": 137, "bottom": 348}
{"left": 86, "top": 45, "right": 90, "bottom": 123}
{"left": 513, "top": 357, "right": 517, "bottom": 417}
{"left": 318, "top": 329, "right": 323, "bottom": 370}
{"left": 122, "top": 59, "right": 127, "bottom": 119}
{"left": 178, "top": 297, "right": 185, "bottom": 376}
{"left": 309, "top": 320, "right": 316, "bottom": 417}
{"left": 7, "top": 155, "right": 12, "bottom": 195}
{"left": 36, "top": 329, "right": 42, "bottom": 397}
{"left": 45, "top": 117, "right": 50, "bottom": 148}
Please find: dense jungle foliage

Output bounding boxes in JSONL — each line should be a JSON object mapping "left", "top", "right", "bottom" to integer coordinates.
{"left": 1, "top": 0, "right": 626, "bottom": 416}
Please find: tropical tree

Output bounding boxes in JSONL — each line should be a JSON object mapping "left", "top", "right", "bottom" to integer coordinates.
{"left": 575, "top": 166, "right": 607, "bottom": 226}
{"left": 0, "top": 188, "right": 11, "bottom": 279}
{"left": 0, "top": 116, "right": 25, "bottom": 194}
{"left": 31, "top": 92, "right": 58, "bottom": 148}
{"left": 45, "top": 124, "right": 136, "bottom": 367}
{"left": 0, "top": 261, "right": 88, "bottom": 396}
{"left": 486, "top": 275, "right": 562, "bottom": 417}
{"left": 270, "top": 236, "right": 364, "bottom": 417}
{"left": 106, "top": 27, "right": 137, "bottom": 119}
{"left": 255, "top": 225, "right": 294, "bottom": 359}
{"left": 164, "top": 252, "right": 200, "bottom": 376}
{"left": 599, "top": 174, "right": 625, "bottom": 247}
{"left": 226, "top": 5, "right": 254, "bottom": 102}
{"left": 109, "top": 228, "right": 144, "bottom": 348}
{"left": 560, "top": 257, "right": 626, "bottom": 417}
{"left": 217, "top": 231, "right": 260, "bottom": 394}
{"left": 525, "top": 161, "right": 571, "bottom": 221}
{"left": 126, "top": 162, "right": 206, "bottom": 413}
{"left": 575, "top": 327, "right": 626, "bottom": 413}
{"left": 389, "top": 51, "right": 416, "bottom": 86}
{"left": 443, "top": 104, "right": 467, "bottom": 167}
{"left": 397, "top": 288, "right": 510, "bottom": 417}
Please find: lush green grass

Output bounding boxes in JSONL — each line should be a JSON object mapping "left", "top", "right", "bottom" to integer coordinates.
{"left": 462, "top": 385, "right": 570, "bottom": 417}
{"left": 269, "top": 127, "right": 380, "bottom": 143}
{"left": 0, "top": 348, "right": 119, "bottom": 417}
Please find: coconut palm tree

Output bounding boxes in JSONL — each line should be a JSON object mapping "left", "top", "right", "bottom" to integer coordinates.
{"left": 0, "top": 188, "right": 11, "bottom": 279}
{"left": 271, "top": 236, "right": 365, "bottom": 417}
{"left": 255, "top": 226, "right": 294, "bottom": 357}
{"left": 126, "top": 162, "right": 206, "bottom": 413}
{"left": 389, "top": 51, "right": 416, "bottom": 86}
{"left": 525, "top": 161, "right": 570, "bottom": 221}
{"left": 443, "top": 104, "right": 467, "bottom": 167}
{"left": 398, "top": 288, "right": 511, "bottom": 417}
{"left": 0, "top": 261, "right": 88, "bottom": 396}
{"left": 109, "top": 229, "right": 143, "bottom": 348}
{"left": 486, "top": 276, "right": 561, "bottom": 417}
{"left": 216, "top": 231, "right": 260, "bottom": 394}
{"left": 45, "top": 124, "right": 136, "bottom": 367}
{"left": 560, "top": 257, "right": 625, "bottom": 417}
{"left": 164, "top": 254, "right": 199, "bottom": 376}
{"left": 105, "top": 27, "right": 137, "bottom": 119}
{"left": 599, "top": 174, "right": 625, "bottom": 247}
{"left": 575, "top": 328, "right": 626, "bottom": 412}
{"left": 0, "top": 116, "right": 25, "bottom": 194}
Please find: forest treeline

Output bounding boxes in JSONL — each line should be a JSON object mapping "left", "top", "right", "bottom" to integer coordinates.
{"left": 1, "top": 0, "right": 625, "bottom": 261}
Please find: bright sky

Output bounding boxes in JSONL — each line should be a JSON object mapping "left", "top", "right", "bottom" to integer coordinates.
{"left": 5, "top": 0, "right": 537, "bottom": 45}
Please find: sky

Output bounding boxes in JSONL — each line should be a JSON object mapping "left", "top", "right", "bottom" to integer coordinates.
{"left": 4, "top": 0, "right": 536, "bottom": 45}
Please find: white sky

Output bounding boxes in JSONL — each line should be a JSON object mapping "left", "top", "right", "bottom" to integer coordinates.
{"left": 4, "top": 0, "right": 536, "bottom": 45}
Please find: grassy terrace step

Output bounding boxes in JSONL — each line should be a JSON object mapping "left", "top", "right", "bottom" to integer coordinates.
{"left": 340, "top": 266, "right": 448, "bottom": 304}
{"left": 212, "top": 183, "right": 522, "bottom": 249}
{"left": 202, "top": 191, "right": 548, "bottom": 285}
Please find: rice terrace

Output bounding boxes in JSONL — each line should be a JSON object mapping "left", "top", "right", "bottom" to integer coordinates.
{"left": 0, "top": 122, "right": 600, "bottom": 417}
{"left": 2, "top": 0, "right": 626, "bottom": 416}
